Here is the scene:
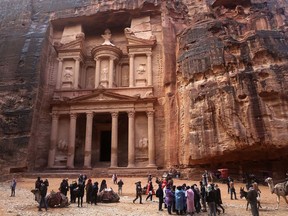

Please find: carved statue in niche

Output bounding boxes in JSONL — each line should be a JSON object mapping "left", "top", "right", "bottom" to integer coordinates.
{"left": 63, "top": 67, "right": 73, "bottom": 81}
{"left": 137, "top": 63, "right": 146, "bottom": 75}
{"left": 57, "top": 139, "right": 68, "bottom": 152}
{"left": 101, "top": 29, "right": 115, "bottom": 46}
{"left": 101, "top": 66, "right": 108, "bottom": 80}
{"left": 137, "top": 137, "right": 148, "bottom": 149}
{"left": 124, "top": 27, "right": 156, "bottom": 42}
{"left": 124, "top": 28, "right": 135, "bottom": 37}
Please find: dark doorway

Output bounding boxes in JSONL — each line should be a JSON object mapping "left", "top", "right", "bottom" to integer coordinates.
{"left": 100, "top": 130, "right": 111, "bottom": 161}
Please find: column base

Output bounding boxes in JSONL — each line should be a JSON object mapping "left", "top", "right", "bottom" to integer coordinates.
{"left": 127, "top": 164, "right": 136, "bottom": 168}
{"left": 47, "top": 149, "right": 56, "bottom": 168}
{"left": 83, "top": 166, "right": 92, "bottom": 169}
{"left": 146, "top": 164, "right": 157, "bottom": 168}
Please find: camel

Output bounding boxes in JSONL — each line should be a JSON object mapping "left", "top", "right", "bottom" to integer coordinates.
{"left": 265, "top": 177, "right": 288, "bottom": 209}
{"left": 31, "top": 189, "right": 69, "bottom": 208}
{"left": 98, "top": 188, "right": 120, "bottom": 203}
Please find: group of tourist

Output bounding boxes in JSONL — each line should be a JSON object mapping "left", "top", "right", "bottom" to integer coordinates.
{"left": 130, "top": 170, "right": 264, "bottom": 216}
{"left": 132, "top": 173, "right": 224, "bottom": 215}
{"left": 58, "top": 174, "right": 124, "bottom": 207}
{"left": 53, "top": 174, "right": 124, "bottom": 208}
{"left": 9, "top": 170, "right": 287, "bottom": 215}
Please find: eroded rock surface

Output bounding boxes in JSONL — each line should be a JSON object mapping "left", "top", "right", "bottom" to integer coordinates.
{"left": 177, "top": 0, "right": 288, "bottom": 171}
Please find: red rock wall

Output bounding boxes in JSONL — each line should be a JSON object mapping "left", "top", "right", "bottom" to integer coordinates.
{"left": 176, "top": 0, "right": 288, "bottom": 173}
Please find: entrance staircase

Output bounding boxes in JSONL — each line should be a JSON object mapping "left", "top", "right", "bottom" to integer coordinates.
{"left": 22, "top": 166, "right": 164, "bottom": 179}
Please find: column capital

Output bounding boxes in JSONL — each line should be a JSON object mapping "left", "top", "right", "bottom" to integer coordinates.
{"left": 110, "top": 56, "right": 117, "bottom": 61}
{"left": 146, "top": 111, "right": 154, "bottom": 117}
{"left": 70, "top": 113, "right": 78, "bottom": 119}
{"left": 146, "top": 52, "right": 152, "bottom": 57}
{"left": 51, "top": 112, "right": 59, "bottom": 119}
{"left": 86, "top": 112, "right": 94, "bottom": 118}
{"left": 127, "top": 111, "right": 135, "bottom": 118}
{"left": 74, "top": 57, "right": 81, "bottom": 62}
{"left": 111, "top": 111, "right": 119, "bottom": 118}
{"left": 128, "top": 53, "right": 135, "bottom": 58}
{"left": 57, "top": 57, "right": 63, "bottom": 62}
{"left": 94, "top": 57, "right": 100, "bottom": 61}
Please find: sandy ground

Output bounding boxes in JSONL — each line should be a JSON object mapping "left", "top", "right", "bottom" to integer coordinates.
{"left": 0, "top": 176, "right": 287, "bottom": 216}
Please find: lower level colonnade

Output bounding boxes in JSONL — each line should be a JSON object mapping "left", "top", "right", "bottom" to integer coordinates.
{"left": 47, "top": 110, "right": 156, "bottom": 169}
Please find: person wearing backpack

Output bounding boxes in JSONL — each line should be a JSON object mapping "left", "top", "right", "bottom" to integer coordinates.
{"left": 156, "top": 183, "right": 164, "bottom": 211}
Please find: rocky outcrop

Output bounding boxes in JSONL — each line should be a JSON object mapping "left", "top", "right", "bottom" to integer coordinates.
{"left": 177, "top": 0, "right": 288, "bottom": 170}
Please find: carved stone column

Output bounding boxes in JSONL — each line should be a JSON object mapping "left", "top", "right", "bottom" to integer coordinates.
{"left": 84, "top": 112, "right": 93, "bottom": 168}
{"left": 94, "top": 57, "right": 100, "bottom": 88}
{"left": 56, "top": 58, "right": 63, "bottom": 89}
{"left": 147, "top": 53, "right": 152, "bottom": 86}
{"left": 108, "top": 57, "right": 115, "bottom": 88}
{"left": 74, "top": 57, "right": 80, "bottom": 89}
{"left": 48, "top": 113, "right": 59, "bottom": 168}
{"left": 147, "top": 111, "right": 156, "bottom": 167}
{"left": 110, "top": 112, "right": 118, "bottom": 167}
{"left": 127, "top": 111, "right": 135, "bottom": 167}
{"left": 129, "top": 54, "right": 134, "bottom": 87}
{"left": 67, "top": 113, "right": 77, "bottom": 168}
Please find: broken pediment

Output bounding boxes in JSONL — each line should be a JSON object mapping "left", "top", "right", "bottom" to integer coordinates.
{"left": 124, "top": 27, "right": 156, "bottom": 47}
{"left": 54, "top": 35, "right": 85, "bottom": 53}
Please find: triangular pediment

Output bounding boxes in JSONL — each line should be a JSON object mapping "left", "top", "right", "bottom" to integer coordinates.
{"left": 69, "top": 90, "right": 138, "bottom": 103}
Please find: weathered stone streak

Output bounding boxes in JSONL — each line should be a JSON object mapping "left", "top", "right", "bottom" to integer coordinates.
{"left": 177, "top": 0, "right": 288, "bottom": 167}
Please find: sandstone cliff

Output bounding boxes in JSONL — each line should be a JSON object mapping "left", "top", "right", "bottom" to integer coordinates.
{"left": 176, "top": 0, "right": 288, "bottom": 174}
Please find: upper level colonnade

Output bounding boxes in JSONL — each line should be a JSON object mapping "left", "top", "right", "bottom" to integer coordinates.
{"left": 54, "top": 27, "right": 156, "bottom": 93}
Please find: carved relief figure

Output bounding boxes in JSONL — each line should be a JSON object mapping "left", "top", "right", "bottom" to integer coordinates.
{"left": 101, "top": 66, "right": 108, "bottom": 80}
{"left": 138, "top": 137, "right": 148, "bottom": 149}
{"left": 58, "top": 139, "right": 68, "bottom": 151}
{"left": 124, "top": 27, "right": 135, "bottom": 36}
{"left": 101, "top": 29, "right": 115, "bottom": 46}
{"left": 63, "top": 67, "right": 73, "bottom": 81}
{"left": 137, "top": 63, "right": 146, "bottom": 75}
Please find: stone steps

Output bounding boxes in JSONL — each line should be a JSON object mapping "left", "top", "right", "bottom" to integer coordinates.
{"left": 21, "top": 167, "right": 165, "bottom": 179}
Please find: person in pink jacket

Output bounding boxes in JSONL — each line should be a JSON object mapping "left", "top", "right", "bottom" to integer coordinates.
{"left": 186, "top": 186, "right": 195, "bottom": 215}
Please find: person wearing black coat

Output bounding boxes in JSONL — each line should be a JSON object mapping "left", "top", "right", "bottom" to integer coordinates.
{"left": 133, "top": 181, "right": 143, "bottom": 204}
{"left": 247, "top": 183, "right": 259, "bottom": 216}
{"left": 206, "top": 184, "right": 217, "bottom": 216}
{"left": 69, "top": 181, "right": 77, "bottom": 203}
{"left": 91, "top": 182, "right": 99, "bottom": 205}
{"left": 60, "top": 179, "right": 69, "bottom": 196}
{"left": 39, "top": 181, "right": 48, "bottom": 211}
{"left": 192, "top": 184, "right": 201, "bottom": 213}
{"left": 156, "top": 183, "right": 164, "bottom": 211}
{"left": 215, "top": 184, "right": 225, "bottom": 214}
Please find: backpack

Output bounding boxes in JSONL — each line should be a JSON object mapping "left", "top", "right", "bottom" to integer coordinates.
{"left": 156, "top": 188, "right": 160, "bottom": 197}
